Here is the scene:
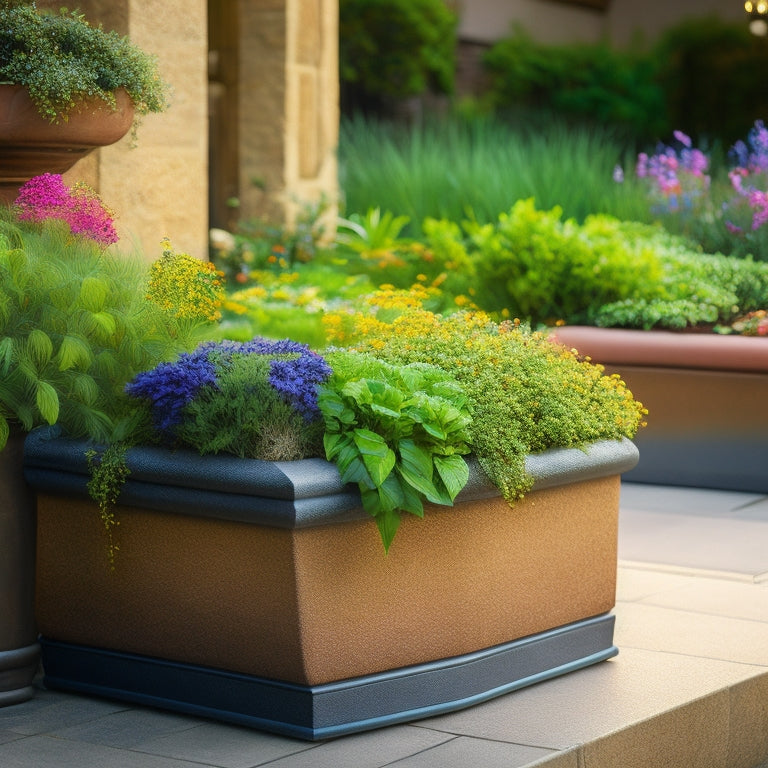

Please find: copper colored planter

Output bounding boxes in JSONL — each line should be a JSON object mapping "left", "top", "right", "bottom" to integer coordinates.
{"left": 552, "top": 326, "right": 768, "bottom": 492}
{"left": 25, "top": 428, "right": 638, "bottom": 739}
{"left": 0, "top": 85, "right": 134, "bottom": 204}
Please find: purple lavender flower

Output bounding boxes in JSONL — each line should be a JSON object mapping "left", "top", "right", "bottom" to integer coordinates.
{"left": 126, "top": 338, "right": 332, "bottom": 440}
{"left": 126, "top": 349, "right": 218, "bottom": 435}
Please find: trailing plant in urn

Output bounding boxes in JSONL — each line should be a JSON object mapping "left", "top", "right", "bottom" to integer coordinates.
{"left": 0, "top": 0, "right": 168, "bottom": 125}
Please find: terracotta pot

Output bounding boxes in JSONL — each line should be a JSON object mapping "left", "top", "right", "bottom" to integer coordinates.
{"left": 24, "top": 428, "right": 638, "bottom": 739}
{"left": 0, "top": 85, "right": 134, "bottom": 204}
{"left": 0, "top": 430, "right": 40, "bottom": 706}
{"left": 552, "top": 326, "right": 768, "bottom": 492}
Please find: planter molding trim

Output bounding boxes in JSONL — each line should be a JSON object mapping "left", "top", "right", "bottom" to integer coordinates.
{"left": 25, "top": 429, "right": 638, "bottom": 740}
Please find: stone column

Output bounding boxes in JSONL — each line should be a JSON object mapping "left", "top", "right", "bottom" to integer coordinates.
{"left": 39, "top": 0, "right": 209, "bottom": 260}
{"left": 235, "top": 0, "right": 339, "bottom": 230}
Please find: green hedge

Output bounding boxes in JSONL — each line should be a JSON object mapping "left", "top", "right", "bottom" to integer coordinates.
{"left": 339, "top": 0, "right": 458, "bottom": 115}
{"left": 482, "top": 17, "right": 768, "bottom": 145}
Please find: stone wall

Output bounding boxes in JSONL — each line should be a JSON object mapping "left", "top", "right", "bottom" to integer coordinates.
{"left": 211, "top": 0, "right": 339, "bottom": 234}
{"left": 37, "top": 0, "right": 209, "bottom": 260}
{"left": 34, "top": 0, "right": 340, "bottom": 259}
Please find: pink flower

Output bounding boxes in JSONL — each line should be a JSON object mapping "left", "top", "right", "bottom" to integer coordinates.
{"left": 14, "top": 174, "right": 118, "bottom": 247}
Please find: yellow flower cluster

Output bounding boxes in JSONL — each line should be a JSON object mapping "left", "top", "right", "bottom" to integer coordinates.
{"left": 147, "top": 239, "right": 224, "bottom": 323}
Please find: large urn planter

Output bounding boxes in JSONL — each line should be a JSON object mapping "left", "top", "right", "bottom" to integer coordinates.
{"left": 552, "top": 326, "right": 768, "bottom": 493}
{"left": 0, "top": 431, "right": 40, "bottom": 706}
{"left": 24, "top": 427, "right": 638, "bottom": 740}
{"left": 0, "top": 85, "right": 134, "bottom": 204}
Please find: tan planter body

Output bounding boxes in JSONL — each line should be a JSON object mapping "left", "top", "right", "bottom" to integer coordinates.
{"left": 553, "top": 326, "right": 768, "bottom": 492}
{"left": 25, "top": 429, "right": 638, "bottom": 739}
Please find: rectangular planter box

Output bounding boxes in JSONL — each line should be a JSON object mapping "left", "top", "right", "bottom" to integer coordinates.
{"left": 25, "top": 428, "right": 638, "bottom": 740}
{"left": 553, "top": 326, "right": 768, "bottom": 494}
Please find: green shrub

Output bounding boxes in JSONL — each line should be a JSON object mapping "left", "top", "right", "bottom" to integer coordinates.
{"left": 482, "top": 27, "right": 666, "bottom": 142}
{"left": 595, "top": 250, "right": 768, "bottom": 329}
{"left": 339, "top": 0, "right": 457, "bottom": 114}
{"left": 463, "top": 200, "right": 663, "bottom": 325}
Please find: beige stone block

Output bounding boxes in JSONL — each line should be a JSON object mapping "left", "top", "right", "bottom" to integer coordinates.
{"left": 296, "top": 0, "right": 321, "bottom": 67}
{"left": 298, "top": 70, "right": 320, "bottom": 178}
{"left": 615, "top": 602, "right": 768, "bottom": 666}
{"left": 583, "top": 691, "right": 730, "bottom": 768}
{"left": 420, "top": 647, "right": 763, "bottom": 750}
{"left": 727, "top": 673, "right": 768, "bottom": 768}
{"left": 637, "top": 578, "right": 768, "bottom": 623}
{"left": 616, "top": 566, "right": 710, "bottom": 603}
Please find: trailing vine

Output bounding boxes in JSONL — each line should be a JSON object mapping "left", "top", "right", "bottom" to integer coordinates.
{"left": 85, "top": 442, "right": 130, "bottom": 568}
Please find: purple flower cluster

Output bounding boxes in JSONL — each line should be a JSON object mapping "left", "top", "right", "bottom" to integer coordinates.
{"left": 729, "top": 120, "right": 768, "bottom": 174}
{"left": 726, "top": 121, "right": 768, "bottom": 233}
{"left": 14, "top": 173, "right": 118, "bottom": 247}
{"left": 126, "top": 338, "right": 332, "bottom": 439}
{"left": 227, "top": 337, "right": 333, "bottom": 420}
{"left": 125, "top": 347, "right": 218, "bottom": 433}
{"left": 635, "top": 131, "right": 709, "bottom": 198}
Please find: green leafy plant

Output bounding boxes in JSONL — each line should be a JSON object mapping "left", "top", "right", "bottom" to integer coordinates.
{"left": 323, "top": 288, "right": 646, "bottom": 508}
{"left": 318, "top": 351, "right": 472, "bottom": 551}
{"left": 594, "top": 249, "right": 768, "bottom": 329}
{"left": 464, "top": 200, "right": 663, "bottom": 326}
{"left": 0, "top": 1, "right": 168, "bottom": 125}
{"left": 85, "top": 441, "right": 129, "bottom": 567}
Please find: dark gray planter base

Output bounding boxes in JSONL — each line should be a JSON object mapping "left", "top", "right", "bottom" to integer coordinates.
{"left": 40, "top": 614, "right": 616, "bottom": 741}
{"left": 0, "top": 643, "right": 40, "bottom": 706}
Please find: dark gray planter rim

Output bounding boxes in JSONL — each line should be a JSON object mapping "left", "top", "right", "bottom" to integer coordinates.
{"left": 24, "top": 427, "right": 638, "bottom": 529}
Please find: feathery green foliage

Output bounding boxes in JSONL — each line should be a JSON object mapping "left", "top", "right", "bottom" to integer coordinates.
{"left": 0, "top": 215, "right": 200, "bottom": 450}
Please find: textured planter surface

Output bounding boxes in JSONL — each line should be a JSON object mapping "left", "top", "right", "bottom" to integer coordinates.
{"left": 0, "top": 85, "right": 134, "bottom": 203}
{"left": 553, "top": 326, "right": 768, "bottom": 492}
{"left": 0, "top": 431, "right": 40, "bottom": 706}
{"left": 25, "top": 429, "right": 638, "bottom": 739}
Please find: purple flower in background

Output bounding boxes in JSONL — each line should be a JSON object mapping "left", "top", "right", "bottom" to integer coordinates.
{"left": 633, "top": 131, "right": 710, "bottom": 217}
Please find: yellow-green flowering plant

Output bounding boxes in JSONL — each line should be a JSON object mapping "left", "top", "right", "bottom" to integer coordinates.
{"left": 146, "top": 239, "right": 224, "bottom": 343}
{"left": 324, "top": 287, "right": 647, "bottom": 504}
